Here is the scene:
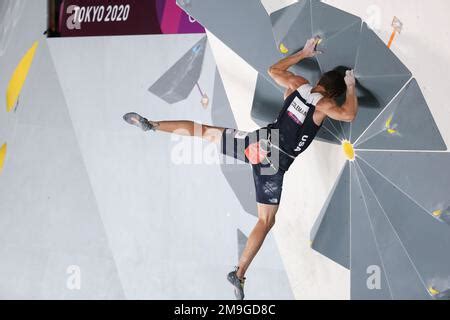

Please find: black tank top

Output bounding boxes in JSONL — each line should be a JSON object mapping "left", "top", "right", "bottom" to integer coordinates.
{"left": 267, "top": 84, "right": 324, "bottom": 171}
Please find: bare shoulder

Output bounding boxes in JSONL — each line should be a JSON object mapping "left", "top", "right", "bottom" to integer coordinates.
{"left": 284, "top": 76, "right": 309, "bottom": 99}
{"left": 316, "top": 97, "right": 337, "bottom": 112}
{"left": 290, "top": 75, "right": 309, "bottom": 90}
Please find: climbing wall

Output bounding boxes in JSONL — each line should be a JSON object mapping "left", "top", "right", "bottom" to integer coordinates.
{"left": 178, "top": 0, "right": 450, "bottom": 300}
{"left": 0, "top": 1, "right": 292, "bottom": 299}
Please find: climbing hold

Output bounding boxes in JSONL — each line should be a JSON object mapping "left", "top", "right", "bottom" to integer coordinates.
{"left": 279, "top": 43, "right": 289, "bottom": 54}
{"left": 388, "top": 16, "right": 403, "bottom": 48}
{"left": 432, "top": 207, "right": 450, "bottom": 225}
{"left": 392, "top": 16, "right": 403, "bottom": 34}
{"left": 0, "top": 143, "right": 7, "bottom": 175}
{"left": 192, "top": 43, "right": 203, "bottom": 53}
{"left": 385, "top": 116, "right": 393, "bottom": 127}
{"left": 428, "top": 286, "right": 440, "bottom": 296}
{"left": 314, "top": 36, "right": 322, "bottom": 50}
{"left": 201, "top": 94, "right": 209, "bottom": 109}
{"left": 6, "top": 41, "right": 39, "bottom": 112}
{"left": 385, "top": 115, "right": 397, "bottom": 134}
{"left": 432, "top": 210, "right": 443, "bottom": 218}
{"left": 428, "top": 286, "right": 450, "bottom": 299}
{"left": 387, "top": 128, "right": 397, "bottom": 135}
{"left": 342, "top": 140, "right": 355, "bottom": 161}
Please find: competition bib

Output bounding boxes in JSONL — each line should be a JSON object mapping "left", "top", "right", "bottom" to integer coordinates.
{"left": 287, "top": 97, "right": 309, "bottom": 125}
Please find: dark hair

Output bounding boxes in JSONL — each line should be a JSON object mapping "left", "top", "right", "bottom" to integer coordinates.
{"left": 317, "top": 67, "right": 348, "bottom": 98}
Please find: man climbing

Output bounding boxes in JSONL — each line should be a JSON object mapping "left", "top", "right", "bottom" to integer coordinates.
{"left": 123, "top": 37, "right": 358, "bottom": 300}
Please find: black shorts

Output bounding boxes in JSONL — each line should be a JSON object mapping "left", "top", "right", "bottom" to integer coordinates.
{"left": 220, "top": 128, "right": 285, "bottom": 206}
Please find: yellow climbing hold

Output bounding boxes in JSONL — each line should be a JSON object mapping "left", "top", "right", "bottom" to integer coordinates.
{"left": 385, "top": 115, "right": 397, "bottom": 135}
{"left": 429, "top": 287, "right": 440, "bottom": 296}
{"left": 387, "top": 129, "right": 397, "bottom": 134}
{"left": 6, "top": 41, "right": 39, "bottom": 112}
{"left": 279, "top": 43, "right": 289, "bottom": 54}
{"left": 0, "top": 143, "right": 7, "bottom": 175}
{"left": 432, "top": 210, "right": 443, "bottom": 218}
{"left": 342, "top": 140, "right": 355, "bottom": 161}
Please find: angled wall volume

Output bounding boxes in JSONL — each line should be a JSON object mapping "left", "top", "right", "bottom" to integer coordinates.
{"left": 353, "top": 163, "right": 430, "bottom": 300}
{"left": 149, "top": 36, "right": 208, "bottom": 104}
{"left": 311, "top": 162, "right": 350, "bottom": 269}
{"left": 356, "top": 79, "right": 447, "bottom": 151}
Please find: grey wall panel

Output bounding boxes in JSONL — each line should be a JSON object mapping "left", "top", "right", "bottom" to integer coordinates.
{"left": 355, "top": 24, "right": 410, "bottom": 78}
{"left": 351, "top": 23, "right": 412, "bottom": 142}
{"left": 270, "top": 0, "right": 361, "bottom": 73}
{"left": 358, "top": 151, "right": 450, "bottom": 215}
{"left": 270, "top": 0, "right": 312, "bottom": 57}
{"left": 312, "top": 0, "right": 361, "bottom": 79}
{"left": 351, "top": 74, "right": 411, "bottom": 143}
{"left": 270, "top": 0, "right": 310, "bottom": 50}
{"left": 355, "top": 162, "right": 430, "bottom": 300}
{"left": 315, "top": 127, "right": 342, "bottom": 145}
{"left": 358, "top": 157, "right": 450, "bottom": 292}
{"left": 350, "top": 164, "right": 392, "bottom": 300}
{"left": 356, "top": 75, "right": 411, "bottom": 109}
{"left": 324, "top": 117, "right": 346, "bottom": 140}
{"left": 336, "top": 120, "right": 351, "bottom": 142}
{"left": 311, "top": 1, "right": 360, "bottom": 40}
{"left": 277, "top": 0, "right": 326, "bottom": 86}
{"left": 356, "top": 79, "right": 447, "bottom": 151}
{"left": 178, "top": 0, "right": 282, "bottom": 89}
{"left": 316, "top": 20, "right": 362, "bottom": 73}
{"left": 311, "top": 162, "right": 350, "bottom": 269}
{"left": 149, "top": 37, "right": 207, "bottom": 104}
{"left": 291, "top": 58, "right": 323, "bottom": 89}
{"left": 251, "top": 74, "right": 285, "bottom": 125}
